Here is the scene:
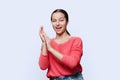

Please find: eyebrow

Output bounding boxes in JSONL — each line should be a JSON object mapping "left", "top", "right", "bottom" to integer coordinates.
{"left": 52, "top": 17, "right": 65, "bottom": 20}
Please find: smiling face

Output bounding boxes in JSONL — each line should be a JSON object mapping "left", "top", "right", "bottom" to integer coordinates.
{"left": 51, "top": 12, "right": 68, "bottom": 35}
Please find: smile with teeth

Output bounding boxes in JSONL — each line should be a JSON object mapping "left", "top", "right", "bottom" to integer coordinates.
{"left": 56, "top": 27, "right": 62, "bottom": 31}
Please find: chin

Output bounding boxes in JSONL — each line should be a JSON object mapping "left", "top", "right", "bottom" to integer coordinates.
{"left": 56, "top": 32, "right": 62, "bottom": 35}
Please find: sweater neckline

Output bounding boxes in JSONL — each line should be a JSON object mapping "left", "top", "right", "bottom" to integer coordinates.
{"left": 52, "top": 36, "right": 74, "bottom": 45}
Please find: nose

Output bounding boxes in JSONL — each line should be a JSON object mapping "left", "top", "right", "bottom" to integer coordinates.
{"left": 56, "top": 21, "right": 60, "bottom": 26}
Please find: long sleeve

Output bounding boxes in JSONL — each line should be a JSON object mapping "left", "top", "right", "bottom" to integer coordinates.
{"left": 38, "top": 54, "right": 49, "bottom": 70}
{"left": 61, "top": 38, "right": 83, "bottom": 69}
{"left": 38, "top": 37, "right": 83, "bottom": 78}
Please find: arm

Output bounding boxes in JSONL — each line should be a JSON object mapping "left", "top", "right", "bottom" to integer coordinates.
{"left": 44, "top": 33, "right": 83, "bottom": 69}
{"left": 38, "top": 26, "right": 49, "bottom": 70}
{"left": 38, "top": 43, "right": 49, "bottom": 70}
{"left": 61, "top": 38, "right": 83, "bottom": 69}
{"left": 49, "top": 38, "right": 83, "bottom": 69}
{"left": 48, "top": 47, "right": 63, "bottom": 60}
{"left": 43, "top": 32, "right": 63, "bottom": 61}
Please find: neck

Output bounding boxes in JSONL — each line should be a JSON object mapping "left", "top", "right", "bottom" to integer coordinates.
{"left": 55, "top": 32, "right": 70, "bottom": 40}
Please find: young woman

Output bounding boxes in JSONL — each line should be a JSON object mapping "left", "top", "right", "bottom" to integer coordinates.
{"left": 38, "top": 9, "right": 84, "bottom": 80}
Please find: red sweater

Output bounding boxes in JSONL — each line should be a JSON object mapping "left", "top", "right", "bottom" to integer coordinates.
{"left": 38, "top": 37, "right": 83, "bottom": 78}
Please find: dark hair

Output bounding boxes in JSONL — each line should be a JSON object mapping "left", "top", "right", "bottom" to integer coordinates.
{"left": 51, "top": 9, "right": 70, "bottom": 35}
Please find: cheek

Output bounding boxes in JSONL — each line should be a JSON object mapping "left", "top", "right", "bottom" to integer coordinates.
{"left": 52, "top": 22, "right": 55, "bottom": 26}
{"left": 52, "top": 23, "right": 56, "bottom": 30}
{"left": 52, "top": 23, "right": 55, "bottom": 26}
{"left": 61, "top": 21, "right": 67, "bottom": 26}
{"left": 62, "top": 23, "right": 67, "bottom": 28}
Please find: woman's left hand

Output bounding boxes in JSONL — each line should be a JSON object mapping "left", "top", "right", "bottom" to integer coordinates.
{"left": 43, "top": 32, "right": 52, "bottom": 51}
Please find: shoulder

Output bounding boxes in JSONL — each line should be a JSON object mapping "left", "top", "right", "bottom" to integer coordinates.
{"left": 70, "top": 36, "right": 83, "bottom": 50}
{"left": 71, "top": 36, "right": 83, "bottom": 46}
{"left": 71, "top": 36, "right": 82, "bottom": 42}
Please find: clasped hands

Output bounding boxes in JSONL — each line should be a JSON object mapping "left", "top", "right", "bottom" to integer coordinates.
{"left": 39, "top": 26, "right": 52, "bottom": 51}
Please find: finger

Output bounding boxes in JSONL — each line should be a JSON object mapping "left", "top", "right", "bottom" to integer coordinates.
{"left": 39, "top": 26, "right": 46, "bottom": 42}
{"left": 40, "top": 26, "right": 43, "bottom": 32}
{"left": 39, "top": 31, "right": 43, "bottom": 38}
{"left": 39, "top": 26, "right": 45, "bottom": 37}
{"left": 39, "top": 26, "right": 43, "bottom": 34}
{"left": 43, "top": 32, "right": 48, "bottom": 39}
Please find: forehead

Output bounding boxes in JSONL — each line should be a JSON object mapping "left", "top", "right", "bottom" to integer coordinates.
{"left": 52, "top": 12, "right": 65, "bottom": 19}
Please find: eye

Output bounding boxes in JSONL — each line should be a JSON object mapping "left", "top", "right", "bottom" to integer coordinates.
{"left": 59, "top": 19, "right": 64, "bottom": 22}
{"left": 59, "top": 17, "right": 65, "bottom": 22}
{"left": 52, "top": 19, "right": 56, "bottom": 22}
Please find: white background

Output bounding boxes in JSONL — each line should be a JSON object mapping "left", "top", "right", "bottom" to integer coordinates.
{"left": 0, "top": 0, "right": 120, "bottom": 80}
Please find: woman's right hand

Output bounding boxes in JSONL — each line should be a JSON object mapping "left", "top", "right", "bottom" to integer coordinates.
{"left": 39, "top": 26, "right": 45, "bottom": 43}
{"left": 39, "top": 26, "right": 47, "bottom": 55}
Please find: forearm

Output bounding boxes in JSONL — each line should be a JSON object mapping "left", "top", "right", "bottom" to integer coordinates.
{"left": 49, "top": 48, "right": 63, "bottom": 60}
{"left": 39, "top": 53, "right": 49, "bottom": 70}
{"left": 41, "top": 42, "right": 47, "bottom": 55}
{"left": 39, "top": 43, "right": 49, "bottom": 70}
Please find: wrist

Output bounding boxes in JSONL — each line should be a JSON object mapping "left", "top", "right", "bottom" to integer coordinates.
{"left": 42, "top": 42, "right": 46, "bottom": 45}
{"left": 48, "top": 47, "right": 53, "bottom": 52}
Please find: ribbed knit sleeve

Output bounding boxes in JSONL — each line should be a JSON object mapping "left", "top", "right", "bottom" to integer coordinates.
{"left": 38, "top": 54, "right": 49, "bottom": 70}
{"left": 61, "top": 38, "right": 83, "bottom": 69}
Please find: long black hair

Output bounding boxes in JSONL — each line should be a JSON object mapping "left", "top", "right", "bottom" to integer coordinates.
{"left": 51, "top": 9, "right": 70, "bottom": 35}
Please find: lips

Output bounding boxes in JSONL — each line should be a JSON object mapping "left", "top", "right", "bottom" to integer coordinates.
{"left": 54, "top": 27, "right": 62, "bottom": 32}
{"left": 56, "top": 27, "right": 62, "bottom": 29}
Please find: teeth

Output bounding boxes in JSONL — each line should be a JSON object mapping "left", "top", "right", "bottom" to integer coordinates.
{"left": 57, "top": 28, "right": 60, "bottom": 29}
{"left": 57, "top": 27, "right": 62, "bottom": 28}
{"left": 56, "top": 27, "right": 62, "bottom": 31}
